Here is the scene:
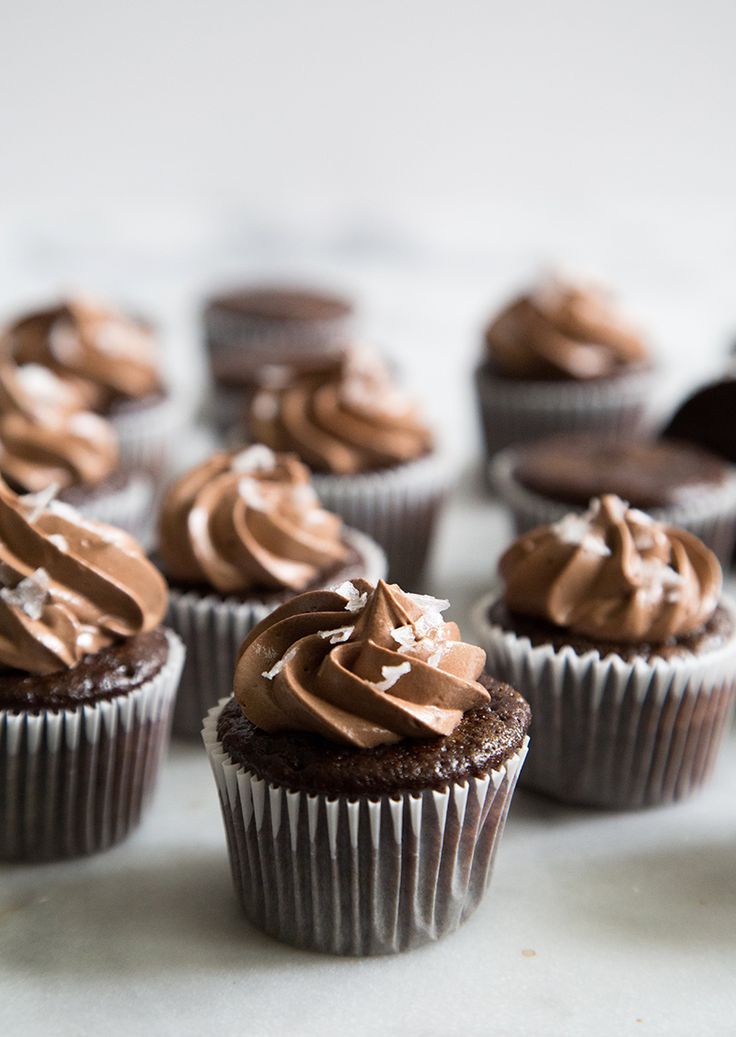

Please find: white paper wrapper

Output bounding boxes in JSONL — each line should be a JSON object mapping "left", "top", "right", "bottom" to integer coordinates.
{"left": 490, "top": 447, "right": 736, "bottom": 566}
{"left": 109, "top": 393, "right": 190, "bottom": 476}
{"left": 0, "top": 630, "right": 184, "bottom": 861}
{"left": 167, "top": 528, "right": 387, "bottom": 738}
{"left": 64, "top": 471, "right": 156, "bottom": 546}
{"left": 475, "top": 364, "right": 655, "bottom": 461}
{"left": 311, "top": 452, "right": 451, "bottom": 588}
{"left": 203, "top": 698, "right": 529, "bottom": 955}
{"left": 472, "top": 594, "right": 736, "bottom": 808}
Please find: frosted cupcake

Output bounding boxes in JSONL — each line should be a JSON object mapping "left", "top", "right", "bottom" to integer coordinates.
{"left": 203, "top": 579, "right": 530, "bottom": 955}
{"left": 0, "top": 481, "right": 184, "bottom": 860}
{"left": 1, "top": 297, "right": 184, "bottom": 474}
{"left": 249, "top": 350, "right": 448, "bottom": 586}
{"left": 472, "top": 495, "right": 736, "bottom": 808}
{"left": 156, "top": 444, "right": 386, "bottom": 736}
{"left": 475, "top": 274, "right": 654, "bottom": 461}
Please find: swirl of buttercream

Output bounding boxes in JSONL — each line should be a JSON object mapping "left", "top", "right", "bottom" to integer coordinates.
{"left": 0, "top": 364, "right": 119, "bottom": 492}
{"left": 158, "top": 445, "right": 350, "bottom": 594}
{"left": 0, "top": 480, "right": 167, "bottom": 675}
{"left": 234, "top": 578, "right": 489, "bottom": 748}
{"left": 499, "top": 495, "right": 721, "bottom": 642}
{"left": 249, "top": 351, "right": 433, "bottom": 474}
{"left": 2, "top": 297, "right": 162, "bottom": 408}
{"left": 484, "top": 276, "right": 648, "bottom": 380}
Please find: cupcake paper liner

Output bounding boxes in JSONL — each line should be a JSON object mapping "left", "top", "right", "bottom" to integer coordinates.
{"left": 472, "top": 594, "right": 736, "bottom": 809}
{"left": 166, "top": 528, "right": 387, "bottom": 738}
{"left": 490, "top": 447, "right": 736, "bottom": 567}
{"left": 110, "top": 393, "right": 190, "bottom": 477}
{"left": 475, "top": 364, "right": 656, "bottom": 461}
{"left": 205, "top": 309, "right": 349, "bottom": 374}
{"left": 203, "top": 698, "right": 529, "bottom": 955}
{"left": 0, "top": 630, "right": 185, "bottom": 862}
{"left": 67, "top": 471, "right": 156, "bottom": 547}
{"left": 311, "top": 452, "right": 451, "bottom": 588}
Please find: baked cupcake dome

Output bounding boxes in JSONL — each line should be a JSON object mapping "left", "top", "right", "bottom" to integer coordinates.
{"left": 0, "top": 481, "right": 184, "bottom": 860}
{"left": 472, "top": 495, "right": 736, "bottom": 809}
{"left": 203, "top": 579, "right": 530, "bottom": 955}
{"left": 156, "top": 444, "right": 386, "bottom": 736}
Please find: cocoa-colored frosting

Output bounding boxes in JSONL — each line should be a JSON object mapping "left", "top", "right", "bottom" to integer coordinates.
{"left": 0, "top": 364, "right": 118, "bottom": 492}
{"left": 234, "top": 579, "right": 489, "bottom": 748}
{"left": 249, "top": 351, "right": 433, "bottom": 474}
{"left": 0, "top": 481, "right": 167, "bottom": 675}
{"left": 2, "top": 298, "right": 161, "bottom": 409}
{"left": 484, "top": 276, "right": 648, "bottom": 380}
{"left": 499, "top": 495, "right": 721, "bottom": 643}
{"left": 158, "top": 445, "right": 350, "bottom": 594}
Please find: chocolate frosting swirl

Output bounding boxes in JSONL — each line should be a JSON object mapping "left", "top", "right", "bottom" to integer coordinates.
{"left": 249, "top": 352, "right": 433, "bottom": 474}
{"left": 234, "top": 579, "right": 489, "bottom": 747}
{"left": 499, "top": 495, "right": 721, "bottom": 643}
{"left": 2, "top": 298, "right": 161, "bottom": 409}
{"left": 0, "top": 364, "right": 118, "bottom": 492}
{"left": 484, "top": 276, "right": 648, "bottom": 380}
{"left": 158, "top": 445, "right": 350, "bottom": 594}
{"left": 0, "top": 481, "right": 167, "bottom": 675}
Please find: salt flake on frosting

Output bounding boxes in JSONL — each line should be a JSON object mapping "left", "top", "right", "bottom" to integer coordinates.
{"left": 371, "top": 661, "right": 411, "bottom": 693}
{"left": 332, "top": 581, "right": 367, "bottom": 612}
{"left": 552, "top": 513, "right": 611, "bottom": 558}
{"left": 262, "top": 645, "right": 298, "bottom": 680}
{"left": 22, "top": 482, "right": 60, "bottom": 522}
{"left": 239, "top": 478, "right": 267, "bottom": 511}
{"left": 0, "top": 568, "right": 50, "bottom": 621}
{"left": 231, "top": 444, "right": 276, "bottom": 474}
{"left": 318, "top": 625, "right": 354, "bottom": 644}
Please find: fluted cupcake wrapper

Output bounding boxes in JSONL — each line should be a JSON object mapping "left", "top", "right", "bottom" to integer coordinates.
{"left": 206, "top": 308, "right": 350, "bottom": 369}
{"left": 490, "top": 447, "right": 736, "bottom": 567}
{"left": 166, "top": 528, "right": 387, "bottom": 738}
{"left": 110, "top": 393, "right": 190, "bottom": 478}
{"left": 203, "top": 698, "right": 529, "bottom": 956}
{"left": 311, "top": 452, "right": 451, "bottom": 589}
{"left": 0, "top": 630, "right": 184, "bottom": 862}
{"left": 472, "top": 594, "right": 736, "bottom": 809}
{"left": 68, "top": 471, "right": 156, "bottom": 547}
{"left": 475, "top": 364, "right": 656, "bottom": 461}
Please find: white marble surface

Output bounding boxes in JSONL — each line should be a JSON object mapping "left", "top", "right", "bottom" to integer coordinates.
{"left": 1, "top": 204, "right": 736, "bottom": 1035}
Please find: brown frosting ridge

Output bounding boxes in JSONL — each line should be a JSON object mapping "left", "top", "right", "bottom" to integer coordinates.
{"left": 2, "top": 297, "right": 162, "bottom": 409}
{"left": 249, "top": 352, "right": 433, "bottom": 474}
{"left": 0, "top": 480, "right": 167, "bottom": 675}
{"left": 0, "top": 363, "right": 118, "bottom": 492}
{"left": 158, "top": 445, "right": 350, "bottom": 594}
{"left": 234, "top": 579, "right": 489, "bottom": 748}
{"left": 499, "top": 495, "right": 721, "bottom": 643}
{"left": 484, "top": 276, "right": 648, "bottom": 380}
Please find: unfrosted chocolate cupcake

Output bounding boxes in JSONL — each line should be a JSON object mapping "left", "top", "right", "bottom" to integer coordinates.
{"left": 491, "top": 433, "right": 736, "bottom": 564}
{"left": 0, "top": 482, "right": 184, "bottom": 861}
{"left": 472, "top": 495, "right": 736, "bottom": 809}
{"left": 156, "top": 444, "right": 386, "bottom": 735}
{"left": 203, "top": 579, "right": 530, "bottom": 955}
{"left": 661, "top": 377, "right": 736, "bottom": 464}
{"left": 475, "top": 274, "right": 654, "bottom": 461}
{"left": 249, "top": 350, "right": 449, "bottom": 585}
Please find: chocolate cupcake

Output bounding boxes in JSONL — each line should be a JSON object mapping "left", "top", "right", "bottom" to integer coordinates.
{"left": 156, "top": 444, "right": 386, "bottom": 736}
{"left": 249, "top": 350, "right": 448, "bottom": 586}
{"left": 0, "top": 483, "right": 184, "bottom": 860}
{"left": 202, "top": 579, "right": 530, "bottom": 954}
{"left": 472, "top": 495, "right": 736, "bottom": 809}
{"left": 491, "top": 433, "right": 736, "bottom": 565}
{"left": 0, "top": 362, "right": 153, "bottom": 540}
{"left": 475, "top": 274, "right": 654, "bottom": 461}
{"left": 1, "top": 297, "right": 185, "bottom": 476}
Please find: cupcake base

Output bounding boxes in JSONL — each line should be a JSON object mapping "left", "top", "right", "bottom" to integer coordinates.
{"left": 60, "top": 470, "right": 155, "bottom": 545}
{"left": 109, "top": 392, "right": 189, "bottom": 477}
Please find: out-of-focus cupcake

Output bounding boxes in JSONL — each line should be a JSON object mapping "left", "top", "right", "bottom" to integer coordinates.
{"left": 491, "top": 432, "right": 736, "bottom": 565}
{"left": 475, "top": 274, "right": 654, "bottom": 461}
{"left": 1, "top": 297, "right": 184, "bottom": 475}
{"left": 202, "top": 579, "right": 530, "bottom": 954}
{"left": 156, "top": 444, "right": 386, "bottom": 736}
{"left": 249, "top": 350, "right": 448, "bottom": 586}
{"left": 0, "top": 481, "right": 184, "bottom": 861}
{"left": 0, "top": 362, "right": 153, "bottom": 540}
{"left": 472, "top": 495, "right": 736, "bottom": 809}
{"left": 203, "top": 285, "right": 353, "bottom": 433}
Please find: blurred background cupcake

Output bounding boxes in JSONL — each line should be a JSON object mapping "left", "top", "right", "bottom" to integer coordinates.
{"left": 475, "top": 273, "right": 655, "bottom": 465}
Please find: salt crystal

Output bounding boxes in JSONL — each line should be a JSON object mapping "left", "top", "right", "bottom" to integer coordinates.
{"left": 231, "top": 444, "right": 276, "bottom": 474}
{"left": 391, "top": 624, "right": 417, "bottom": 649}
{"left": 48, "top": 534, "right": 69, "bottom": 552}
{"left": 371, "top": 661, "right": 411, "bottom": 693}
{"left": 22, "top": 483, "right": 61, "bottom": 522}
{"left": 252, "top": 393, "right": 279, "bottom": 422}
{"left": 262, "top": 645, "right": 298, "bottom": 680}
{"left": 49, "top": 320, "right": 82, "bottom": 363}
{"left": 239, "top": 478, "right": 267, "bottom": 511}
{"left": 318, "top": 625, "right": 354, "bottom": 644}
{"left": 0, "top": 568, "right": 49, "bottom": 621}
{"left": 553, "top": 513, "right": 611, "bottom": 558}
{"left": 332, "top": 581, "right": 367, "bottom": 612}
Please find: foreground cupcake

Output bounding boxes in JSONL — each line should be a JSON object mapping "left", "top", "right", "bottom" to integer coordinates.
{"left": 1, "top": 297, "right": 183, "bottom": 474}
{"left": 491, "top": 433, "right": 736, "bottom": 565}
{"left": 202, "top": 579, "right": 530, "bottom": 955}
{"left": 475, "top": 274, "right": 654, "bottom": 461}
{"left": 249, "top": 350, "right": 448, "bottom": 585}
{"left": 0, "top": 482, "right": 184, "bottom": 860}
{"left": 472, "top": 495, "right": 736, "bottom": 809}
{"left": 157, "top": 444, "right": 386, "bottom": 736}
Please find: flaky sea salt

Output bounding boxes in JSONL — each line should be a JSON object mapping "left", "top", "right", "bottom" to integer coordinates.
{"left": 231, "top": 444, "right": 276, "bottom": 474}
{"left": 239, "top": 478, "right": 267, "bottom": 511}
{"left": 262, "top": 645, "right": 298, "bottom": 680}
{"left": 332, "top": 581, "right": 367, "bottom": 612}
{"left": 0, "top": 568, "right": 50, "bottom": 621}
{"left": 552, "top": 513, "right": 611, "bottom": 558}
{"left": 318, "top": 625, "right": 354, "bottom": 644}
{"left": 22, "top": 483, "right": 61, "bottom": 522}
{"left": 48, "top": 534, "right": 69, "bottom": 552}
{"left": 370, "top": 661, "right": 411, "bottom": 693}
